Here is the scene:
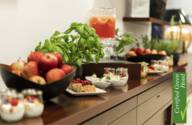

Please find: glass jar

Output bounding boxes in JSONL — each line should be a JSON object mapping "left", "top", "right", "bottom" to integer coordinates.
{"left": 104, "top": 67, "right": 115, "bottom": 74}
{"left": 22, "top": 89, "right": 44, "bottom": 118}
{"left": 0, "top": 89, "right": 25, "bottom": 122}
{"left": 116, "top": 67, "right": 128, "bottom": 78}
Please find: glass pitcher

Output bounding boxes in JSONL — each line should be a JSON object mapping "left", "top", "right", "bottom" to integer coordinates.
{"left": 89, "top": 8, "right": 116, "bottom": 39}
{"left": 88, "top": 0, "right": 116, "bottom": 60}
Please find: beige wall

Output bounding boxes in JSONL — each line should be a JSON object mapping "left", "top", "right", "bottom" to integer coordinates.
{"left": 0, "top": 0, "right": 188, "bottom": 88}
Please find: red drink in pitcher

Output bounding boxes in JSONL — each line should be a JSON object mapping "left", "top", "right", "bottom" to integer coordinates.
{"left": 90, "top": 16, "right": 116, "bottom": 38}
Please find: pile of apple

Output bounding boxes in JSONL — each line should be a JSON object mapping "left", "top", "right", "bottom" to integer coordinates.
{"left": 10, "top": 51, "right": 73, "bottom": 85}
{"left": 127, "top": 47, "right": 167, "bottom": 57}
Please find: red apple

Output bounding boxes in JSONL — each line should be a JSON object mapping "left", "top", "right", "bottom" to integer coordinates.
{"left": 10, "top": 60, "right": 25, "bottom": 71}
{"left": 61, "top": 64, "right": 73, "bottom": 74}
{"left": 135, "top": 48, "right": 144, "bottom": 55}
{"left": 54, "top": 52, "right": 63, "bottom": 67}
{"left": 39, "top": 53, "right": 58, "bottom": 72}
{"left": 27, "top": 51, "right": 44, "bottom": 63}
{"left": 29, "top": 75, "right": 46, "bottom": 85}
{"left": 144, "top": 49, "right": 151, "bottom": 55}
{"left": 22, "top": 61, "right": 39, "bottom": 79}
{"left": 46, "top": 68, "right": 65, "bottom": 83}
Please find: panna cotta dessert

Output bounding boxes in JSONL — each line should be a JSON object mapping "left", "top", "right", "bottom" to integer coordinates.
{"left": 22, "top": 89, "right": 44, "bottom": 118}
{"left": 0, "top": 89, "right": 25, "bottom": 122}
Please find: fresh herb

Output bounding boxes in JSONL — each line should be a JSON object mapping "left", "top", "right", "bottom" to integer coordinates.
{"left": 143, "top": 36, "right": 179, "bottom": 55}
{"left": 35, "top": 22, "right": 104, "bottom": 66}
{"left": 113, "top": 29, "right": 136, "bottom": 55}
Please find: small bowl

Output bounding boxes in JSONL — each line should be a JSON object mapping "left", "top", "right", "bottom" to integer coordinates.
{"left": 0, "top": 64, "right": 76, "bottom": 100}
{"left": 109, "top": 76, "right": 128, "bottom": 87}
{"left": 85, "top": 76, "right": 111, "bottom": 89}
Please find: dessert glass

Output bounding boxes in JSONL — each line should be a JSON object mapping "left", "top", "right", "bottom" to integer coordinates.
{"left": 0, "top": 89, "right": 25, "bottom": 122}
{"left": 22, "top": 89, "right": 44, "bottom": 118}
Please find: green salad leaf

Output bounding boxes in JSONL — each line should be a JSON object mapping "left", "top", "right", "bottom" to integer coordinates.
{"left": 35, "top": 22, "right": 104, "bottom": 66}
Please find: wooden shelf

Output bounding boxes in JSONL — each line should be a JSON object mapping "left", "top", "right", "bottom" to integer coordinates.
{"left": 123, "top": 17, "right": 170, "bottom": 25}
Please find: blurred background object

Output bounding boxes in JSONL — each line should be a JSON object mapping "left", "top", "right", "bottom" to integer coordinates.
{"left": 164, "top": 11, "right": 192, "bottom": 53}
{"left": 164, "top": 9, "right": 191, "bottom": 24}
{"left": 150, "top": 0, "right": 167, "bottom": 19}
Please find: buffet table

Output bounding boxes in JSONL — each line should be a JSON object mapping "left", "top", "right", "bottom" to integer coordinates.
{"left": 0, "top": 54, "right": 191, "bottom": 125}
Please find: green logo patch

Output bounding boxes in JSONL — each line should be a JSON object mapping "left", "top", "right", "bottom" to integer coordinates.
{"left": 172, "top": 72, "right": 187, "bottom": 123}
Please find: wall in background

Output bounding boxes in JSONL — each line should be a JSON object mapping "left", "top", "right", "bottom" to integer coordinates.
{"left": 0, "top": 0, "right": 152, "bottom": 88}
{"left": 0, "top": 0, "right": 94, "bottom": 88}
{"left": 0, "top": 0, "right": 152, "bottom": 62}
{"left": 0, "top": 0, "right": 95, "bottom": 64}
{"left": 166, "top": 0, "right": 192, "bottom": 16}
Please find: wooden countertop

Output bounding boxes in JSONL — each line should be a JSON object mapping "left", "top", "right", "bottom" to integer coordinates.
{"left": 0, "top": 55, "right": 189, "bottom": 125}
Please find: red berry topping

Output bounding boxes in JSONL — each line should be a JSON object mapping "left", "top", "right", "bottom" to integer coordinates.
{"left": 10, "top": 98, "right": 18, "bottom": 106}
{"left": 149, "top": 66, "right": 155, "bottom": 70}
{"left": 26, "top": 96, "right": 36, "bottom": 102}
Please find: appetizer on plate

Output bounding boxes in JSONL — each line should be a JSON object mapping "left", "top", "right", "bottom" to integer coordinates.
{"left": 69, "top": 79, "right": 96, "bottom": 93}
{"left": 148, "top": 63, "right": 169, "bottom": 74}
{"left": 66, "top": 79, "right": 106, "bottom": 96}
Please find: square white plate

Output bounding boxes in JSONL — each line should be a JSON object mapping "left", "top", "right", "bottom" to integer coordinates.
{"left": 148, "top": 70, "right": 164, "bottom": 74}
{"left": 66, "top": 88, "right": 107, "bottom": 96}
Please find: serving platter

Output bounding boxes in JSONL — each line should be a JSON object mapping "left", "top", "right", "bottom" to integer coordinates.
{"left": 66, "top": 88, "right": 107, "bottom": 96}
{"left": 147, "top": 70, "right": 164, "bottom": 74}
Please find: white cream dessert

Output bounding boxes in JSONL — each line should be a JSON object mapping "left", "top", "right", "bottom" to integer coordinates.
{"left": 22, "top": 89, "right": 44, "bottom": 118}
{"left": 0, "top": 90, "right": 25, "bottom": 122}
{"left": 104, "top": 67, "right": 129, "bottom": 86}
{"left": 0, "top": 101, "right": 25, "bottom": 122}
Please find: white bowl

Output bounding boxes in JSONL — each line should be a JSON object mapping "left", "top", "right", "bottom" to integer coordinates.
{"left": 85, "top": 76, "right": 111, "bottom": 89}
{"left": 109, "top": 76, "right": 128, "bottom": 87}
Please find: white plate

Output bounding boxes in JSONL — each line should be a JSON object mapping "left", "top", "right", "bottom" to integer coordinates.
{"left": 66, "top": 88, "right": 107, "bottom": 96}
{"left": 147, "top": 70, "right": 164, "bottom": 74}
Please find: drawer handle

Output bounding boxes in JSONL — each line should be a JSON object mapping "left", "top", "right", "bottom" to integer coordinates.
{"left": 156, "top": 95, "right": 160, "bottom": 98}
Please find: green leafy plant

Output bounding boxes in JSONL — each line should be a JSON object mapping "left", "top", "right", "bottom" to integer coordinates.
{"left": 35, "top": 22, "right": 104, "bottom": 66}
{"left": 113, "top": 29, "right": 136, "bottom": 55}
{"left": 143, "top": 36, "right": 179, "bottom": 55}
